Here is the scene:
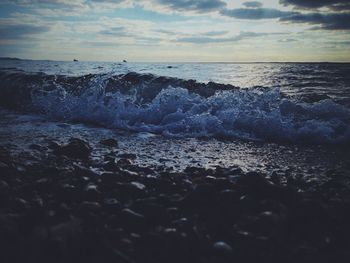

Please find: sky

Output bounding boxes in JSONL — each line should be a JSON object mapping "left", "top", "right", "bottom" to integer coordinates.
{"left": 0, "top": 0, "right": 349, "bottom": 62}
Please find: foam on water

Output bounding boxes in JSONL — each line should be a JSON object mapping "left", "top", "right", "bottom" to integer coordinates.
{"left": 0, "top": 70, "right": 349, "bottom": 144}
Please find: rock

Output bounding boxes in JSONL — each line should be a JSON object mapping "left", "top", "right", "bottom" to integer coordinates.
{"left": 50, "top": 218, "right": 81, "bottom": 243}
{"left": 213, "top": 241, "right": 233, "bottom": 256}
{"left": 179, "top": 183, "right": 216, "bottom": 210}
{"left": 58, "top": 183, "right": 78, "bottom": 202}
{"left": 255, "top": 211, "right": 283, "bottom": 236}
{"left": 103, "top": 160, "right": 119, "bottom": 171}
{"left": 84, "top": 184, "right": 101, "bottom": 201}
{"left": 74, "top": 164, "right": 98, "bottom": 178}
{"left": 100, "top": 138, "right": 119, "bottom": 147}
{"left": 103, "top": 198, "right": 121, "bottom": 212}
{"left": 12, "top": 197, "right": 30, "bottom": 212}
{"left": 35, "top": 177, "right": 50, "bottom": 193}
{"left": 116, "top": 182, "right": 147, "bottom": 199}
{"left": 47, "top": 140, "right": 60, "bottom": 150}
{"left": 117, "top": 153, "right": 137, "bottom": 160}
{"left": 29, "top": 144, "right": 47, "bottom": 151}
{"left": 130, "top": 181, "right": 146, "bottom": 191}
{"left": 238, "top": 194, "right": 259, "bottom": 213}
{"left": 120, "top": 208, "right": 146, "bottom": 229}
{"left": 78, "top": 201, "right": 101, "bottom": 214}
{"left": 166, "top": 207, "right": 179, "bottom": 218}
{"left": 100, "top": 172, "right": 118, "bottom": 186}
{"left": 117, "top": 158, "right": 132, "bottom": 167}
{"left": 132, "top": 201, "right": 170, "bottom": 225}
{"left": 0, "top": 180, "right": 9, "bottom": 195}
{"left": 236, "top": 171, "right": 292, "bottom": 201}
{"left": 54, "top": 138, "right": 92, "bottom": 160}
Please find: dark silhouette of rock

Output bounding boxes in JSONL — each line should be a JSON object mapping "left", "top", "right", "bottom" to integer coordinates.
{"left": 54, "top": 138, "right": 92, "bottom": 159}
{"left": 100, "top": 138, "right": 119, "bottom": 147}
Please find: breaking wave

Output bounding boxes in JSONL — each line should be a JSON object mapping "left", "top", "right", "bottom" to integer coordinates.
{"left": 0, "top": 70, "right": 349, "bottom": 144}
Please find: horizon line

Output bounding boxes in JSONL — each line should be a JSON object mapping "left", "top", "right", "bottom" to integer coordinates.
{"left": 1, "top": 57, "right": 350, "bottom": 64}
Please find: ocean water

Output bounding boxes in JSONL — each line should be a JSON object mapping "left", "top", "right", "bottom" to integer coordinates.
{"left": 1, "top": 59, "right": 349, "bottom": 144}
{"left": 0, "top": 58, "right": 349, "bottom": 177}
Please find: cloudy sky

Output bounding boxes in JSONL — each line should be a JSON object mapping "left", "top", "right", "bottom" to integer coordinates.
{"left": 0, "top": 0, "right": 349, "bottom": 62}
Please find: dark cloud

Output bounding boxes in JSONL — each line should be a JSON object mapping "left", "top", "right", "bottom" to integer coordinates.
{"left": 0, "top": 24, "right": 49, "bottom": 40}
{"left": 280, "top": 12, "right": 350, "bottom": 30}
{"left": 242, "top": 1, "right": 263, "bottom": 8}
{"left": 177, "top": 31, "right": 277, "bottom": 44}
{"left": 221, "top": 8, "right": 296, "bottom": 19}
{"left": 154, "top": 0, "right": 226, "bottom": 12}
{"left": 279, "top": 0, "right": 350, "bottom": 11}
{"left": 328, "top": 3, "right": 350, "bottom": 11}
{"left": 221, "top": 2, "right": 350, "bottom": 31}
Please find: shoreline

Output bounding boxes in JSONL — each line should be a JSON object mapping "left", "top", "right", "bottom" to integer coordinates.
{"left": 1, "top": 127, "right": 350, "bottom": 262}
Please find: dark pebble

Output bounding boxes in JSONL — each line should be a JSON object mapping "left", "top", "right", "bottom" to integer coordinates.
{"left": 54, "top": 138, "right": 92, "bottom": 160}
{"left": 118, "top": 153, "right": 137, "bottom": 159}
{"left": 100, "top": 138, "right": 119, "bottom": 147}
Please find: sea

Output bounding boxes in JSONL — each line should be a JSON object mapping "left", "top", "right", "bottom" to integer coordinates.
{"left": 0, "top": 59, "right": 349, "bottom": 181}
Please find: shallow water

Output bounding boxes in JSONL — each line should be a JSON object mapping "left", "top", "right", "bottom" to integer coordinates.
{"left": 1, "top": 110, "right": 348, "bottom": 184}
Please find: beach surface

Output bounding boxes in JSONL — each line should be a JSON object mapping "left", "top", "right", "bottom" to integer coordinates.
{"left": 1, "top": 60, "right": 350, "bottom": 262}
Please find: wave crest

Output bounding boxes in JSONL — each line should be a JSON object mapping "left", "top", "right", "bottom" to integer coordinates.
{"left": 0, "top": 70, "right": 349, "bottom": 144}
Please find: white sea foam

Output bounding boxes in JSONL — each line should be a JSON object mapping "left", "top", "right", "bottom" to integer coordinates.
{"left": 28, "top": 73, "right": 350, "bottom": 144}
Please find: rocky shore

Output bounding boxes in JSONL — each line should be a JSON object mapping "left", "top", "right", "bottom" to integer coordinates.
{"left": 1, "top": 137, "right": 350, "bottom": 263}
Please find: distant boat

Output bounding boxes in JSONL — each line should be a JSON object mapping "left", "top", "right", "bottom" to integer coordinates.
{"left": 123, "top": 60, "right": 127, "bottom": 63}
{"left": 73, "top": 59, "right": 78, "bottom": 62}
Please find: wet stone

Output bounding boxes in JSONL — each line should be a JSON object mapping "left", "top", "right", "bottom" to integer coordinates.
{"left": 100, "top": 138, "right": 119, "bottom": 147}
{"left": 130, "top": 181, "right": 146, "bottom": 191}
{"left": 84, "top": 184, "right": 101, "bottom": 201}
{"left": 117, "top": 158, "right": 132, "bottom": 167}
{"left": 54, "top": 138, "right": 92, "bottom": 160}
{"left": 78, "top": 201, "right": 101, "bottom": 214}
{"left": 118, "top": 153, "right": 137, "bottom": 160}
{"left": 103, "top": 198, "right": 121, "bottom": 212}
{"left": 29, "top": 144, "right": 47, "bottom": 151}
{"left": 0, "top": 180, "right": 9, "bottom": 195}
{"left": 120, "top": 208, "right": 146, "bottom": 229}
{"left": 12, "top": 197, "right": 30, "bottom": 212}
{"left": 213, "top": 241, "right": 233, "bottom": 256}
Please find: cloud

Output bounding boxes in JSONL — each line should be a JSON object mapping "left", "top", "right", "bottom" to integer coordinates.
{"left": 177, "top": 31, "right": 278, "bottom": 44}
{"left": 278, "top": 38, "right": 298, "bottom": 42}
{"left": 220, "top": 2, "right": 350, "bottom": 31}
{"left": 152, "top": 0, "right": 226, "bottom": 13}
{"left": 156, "top": 29, "right": 178, "bottom": 35}
{"left": 99, "top": 26, "right": 131, "bottom": 36}
{"left": 221, "top": 8, "right": 296, "bottom": 20}
{"left": 242, "top": 1, "right": 263, "bottom": 8}
{"left": 280, "top": 0, "right": 350, "bottom": 11}
{"left": 202, "top": 30, "right": 228, "bottom": 36}
{"left": 89, "top": 0, "right": 125, "bottom": 3}
{"left": 82, "top": 40, "right": 119, "bottom": 47}
{"left": 280, "top": 12, "right": 350, "bottom": 30}
{"left": 3, "top": 0, "right": 85, "bottom": 6}
{"left": 0, "top": 24, "right": 49, "bottom": 40}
